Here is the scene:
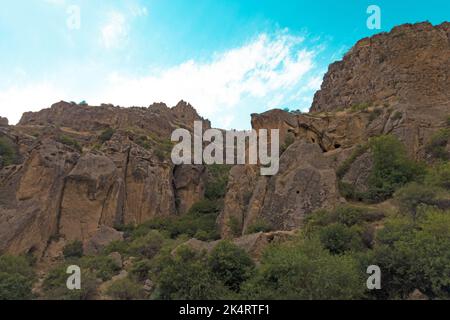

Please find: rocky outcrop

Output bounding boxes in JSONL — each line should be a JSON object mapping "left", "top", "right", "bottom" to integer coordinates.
{"left": 311, "top": 22, "right": 450, "bottom": 112}
{"left": 0, "top": 117, "right": 8, "bottom": 127}
{"left": 219, "top": 141, "right": 341, "bottom": 237}
{"left": 84, "top": 226, "right": 124, "bottom": 255}
{"left": 19, "top": 100, "right": 210, "bottom": 136}
{"left": 1, "top": 22, "right": 449, "bottom": 258}
{"left": 0, "top": 101, "right": 209, "bottom": 256}
{"left": 173, "top": 165, "right": 207, "bottom": 215}
{"left": 0, "top": 139, "right": 79, "bottom": 256}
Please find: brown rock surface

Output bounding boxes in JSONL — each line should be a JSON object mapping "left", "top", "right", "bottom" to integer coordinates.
{"left": 311, "top": 22, "right": 450, "bottom": 112}
{"left": 0, "top": 117, "right": 8, "bottom": 127}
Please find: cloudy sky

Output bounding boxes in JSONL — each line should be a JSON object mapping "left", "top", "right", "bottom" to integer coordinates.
{"left": 0, "top": 0, "right": 448, "bottom": 128}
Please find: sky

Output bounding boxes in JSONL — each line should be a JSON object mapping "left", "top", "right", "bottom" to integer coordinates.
{"left": 0, "top": 0, "right": 448, "bottom": 129}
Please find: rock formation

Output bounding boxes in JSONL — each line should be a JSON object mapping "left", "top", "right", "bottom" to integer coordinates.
{"left": 0, "top": 22, "right": 449, "bottom": 257}
{"left": 0, "top": 101, "right": 210, "bottom": 256}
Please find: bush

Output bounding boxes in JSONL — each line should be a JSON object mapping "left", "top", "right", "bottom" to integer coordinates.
{"left": 394, "top": 183, "right": 437, "bottom": 219}
{"left": 79, "top": 255, "right": 121, "bottom": 281}
{"left": 208, "top": 241, "right": 255, "bottom": 292}
{"left": 426, "top": 129, "right": 450, "bottom": 161}
{"left": 371, "top": 209, "right": 450, "bottom": 299}
{"left": 425, "top": 162, "right": 450, "bottom": 189}
{"left": 156, "top": 247, "right": 231, "bottom": 300}
{"left": 99, "top": 128, "right": 115, "bottom": 143}
{"left": 366, "top": 135, "right": 424, "bottom": 202}
{"left": 240, "top": 239, "right": 365, "bottom": 300}
{"left": 0, "top": 255, "right": 35, "bottom": 300}
{"left": 42, "top": 265, "right": 97, "bottom": 300}
{"left": 281, "top": 134, "right": 295, "bottom": 154}
{"left": 58, "top": 135, "right": 82, "bottom": 152}
{"left": 246, "top": 218, "right": 273, "bottom": 234}
{"left": 63, "top": 241, "right": 84, "bottom": 259}
{"left": 0, "top": 136, "right": 17, "bottom": 167}
{"left": 227, "top": 216, "right": 242, "bottom": 237}
{"left": 129, "top": 231, "right": 164, "bottom": 259}
{"left": 368, "top": 108, "right": 383, "bottom": 123}
{"left": 391, "top": 111, "right": 403, "bottom": 121}
{"left": 319, "top": 223, "right": 364, "bottom": 254}
{"left": 205, "top": 164, "right": 231, "bottom": 200}
{"left": 129, "top": 259, "right": 153, "bottom": 282}
{"left": 106, "top": 278, "right": 145, "bottom": 300}
{"left": 350, "top": 103, "right": 371, "bottom": 113}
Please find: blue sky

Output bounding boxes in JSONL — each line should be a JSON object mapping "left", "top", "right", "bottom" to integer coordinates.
{"left": 0, "top": 0, "right": 448, "bottom": 128}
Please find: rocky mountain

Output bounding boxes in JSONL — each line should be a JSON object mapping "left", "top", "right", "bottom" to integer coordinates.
{"left": 0, "top": 101, "right": 210, "bottom": 257}
{"left": 0, "top": 22, "right": 449, "bottom": 260}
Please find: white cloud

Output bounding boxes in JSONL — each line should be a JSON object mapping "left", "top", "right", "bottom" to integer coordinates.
{"left": 100, "top": 11, "right": 128, "bottom": 49}
{"left": 93, "top": 32, "right": 321, "bottom": 126}
{"left": 0, "top": 84, "right": 66, "bottom": 124}
{"left": 0, "top": 31, "right": 324, "bottom": 128}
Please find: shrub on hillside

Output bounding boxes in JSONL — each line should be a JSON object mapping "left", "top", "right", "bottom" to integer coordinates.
{"left": 42, "top": 265, "right": 97, "bottom": 300}
{"left": 63, "top": 240, "right": 84, "bottom": 259}
{"left": 240, "top": 239, "right": 365, "bottom": 300}
{"left": 0, "top": 137, "right": 17, "bottom": 167}
{"left": 365, "top": 135, "right": 424, "bottom": 202}
{"left": 425, "top": 129, "right": 450, "bottom": 161}
{"left": 394, "top": 183, "right": 437, "bottom": 219}
{"left": 106, "top": 278, "right": 145, "bottom": 300}
{"left": 0, "top": 255, "right": 35, "bottom": 300}
{"left": 156, "top": 247, "right": 231, "bottom": 300}
{"left": 371, "top": 209, "right": 450, "bottom": 299}
{"left": 208, "top": 241, "right": 255, "bottom": 292}
{"left": 99, "top": 128, "right": 115, "bottom": 143}
{"left": 58, "top": 135, "right": 82, "bottom": 152}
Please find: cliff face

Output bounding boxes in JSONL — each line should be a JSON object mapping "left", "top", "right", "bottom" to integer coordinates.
{"left": 311, "top": 22, "right": 450, "bottom": 112}
{"left": 0, "top": 22, "right": 449, "bottom": 255}
{"left": 0, "top": 101, "right": 209, "bottom": 256}
{"left": 218, "top": 22, "right": 450, "bottom": 237}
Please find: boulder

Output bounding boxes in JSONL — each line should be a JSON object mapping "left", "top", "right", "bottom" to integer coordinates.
{"left": 84, "top": 226, "right": 124, "bottom": 255}
{"left": 0, "top": 117, "right": 8, "bottom": 126}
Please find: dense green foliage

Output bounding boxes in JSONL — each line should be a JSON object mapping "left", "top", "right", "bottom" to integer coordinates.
{"left": 338, "top": 136, "right": 425, "bottom": 203}
{"left": 0, "top": 256, "right": 35, "bottom": 300}
{"left": 426, "top": 129, "right": 449, "bottom": 161}
{"left": 0, "top": 136, "right": 17, "bottom": 167}
{"left": 63, "top": 240, "right": 84, "bottom": 259}
{"left": 156, "top": 247, "right": 232, "bottom": 300}
{"left": 369, "top": 209, "right": 450, "bottom": 299}
{"left": 99, "top": 128, "right": 115, "bottom": 143}
{"left": 205, "top": 164, "right": 231, "bottom": 200}
{"left": 240, "top": 239, "right": 366, "bottom": 300}
{"left": 208, "top": 241, "right": 255, "bottom": 292}
{"left": 366, "top": 135, "right": 425, "bottom": 202}
{"left": 106, "top": 278, "right": 145, "bottom": 300}
{"left": 58, "top": 135, "right": 82, "bottom": 152}
{"left": 42, "top": 265, "right": 97, "bottom": 300}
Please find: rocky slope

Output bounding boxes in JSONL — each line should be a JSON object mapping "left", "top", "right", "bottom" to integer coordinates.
{"left": 0, "top": 21, "right": 449, "bottom": 257}
{"left": 0, "top": 101, "right": 210, "bottom": 257}
{"left": 218, "top": 22, "right": 450, "bottom": 237}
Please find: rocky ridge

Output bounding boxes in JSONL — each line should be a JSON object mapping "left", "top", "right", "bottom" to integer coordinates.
{"left": 0, "top": 22, "right": 449, "bottom": 257}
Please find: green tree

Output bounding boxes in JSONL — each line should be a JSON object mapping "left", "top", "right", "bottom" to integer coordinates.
{"left": 156, "top": 247, "right": 230, "bottom": 300}
{"left": 0, "top": 255, "right": 35, "bottom": 300}
{"left": 241, "top": 239, "right": 365, "bottom": 300}
{"left": 372, "top": 209, "right": 450, "bottom": 299}
{"left": 106, "top": 278, "right": 145, "bottom": 300}
{"left": 394, "top": 183, "right": 437, "bottom": 219}
{"left": 63, "top": 240, "right": 84, "bottom": 259}
{"left": 366, "top": 135, "right": 424, "bottom": 202}
{"left": 208, "top": 241, "right": 254, "bottom": 292}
